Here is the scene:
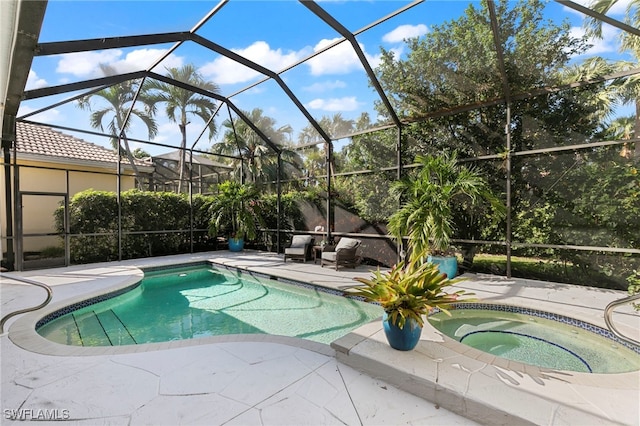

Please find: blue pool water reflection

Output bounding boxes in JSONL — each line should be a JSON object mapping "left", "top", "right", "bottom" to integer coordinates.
{"left": 37, "top": 264, "right": 382, "bottom": 346}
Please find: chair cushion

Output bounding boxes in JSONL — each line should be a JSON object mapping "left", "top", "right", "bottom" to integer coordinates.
{"left": 321, "top": 251, "right": 337, "bottom": 262}
{"left": 285, "top": 247, "right": 306, "bottom": 256}
{"left": 335, "top": 237, "right": 360, "bottom": 251}
{"left": 290, "top": 235, "right": 312, "bottom": 248}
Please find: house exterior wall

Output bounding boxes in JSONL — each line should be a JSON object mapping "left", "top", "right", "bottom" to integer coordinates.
{"left": 1, "top": 158, "right": 137, "bottom": 253}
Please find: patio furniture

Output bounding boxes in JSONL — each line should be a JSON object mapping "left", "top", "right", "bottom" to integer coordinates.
{"left": 312, "top": 245, "right": 323, "bottom": 264}
{"left": 321, "top": 237, "right": 361, "bottom": 270}
{"left": 284, "top": 235, "right": 314, "bottom": 262}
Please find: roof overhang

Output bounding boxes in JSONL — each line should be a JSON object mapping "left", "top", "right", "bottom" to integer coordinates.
{"left": 11, "top": 152, "right": 155, "bottom": 174}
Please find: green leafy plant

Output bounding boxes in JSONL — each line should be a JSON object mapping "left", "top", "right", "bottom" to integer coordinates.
{"left": 388, "top": 151, "right": 504, "bottom": 261}
{"left": 208, "top": 181, "right": 264, "bottom": 240}
{"left": 347, "top": 251, "right": 474, "bottom": 328}
{"left": 55, "top": 189, "right": 215, "bottom": 263}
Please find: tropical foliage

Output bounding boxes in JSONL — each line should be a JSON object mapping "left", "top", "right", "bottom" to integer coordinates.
{"left": 387, "top": 151, "right": 504, "bottom": 259}
{"left": 76, "top": 65, "right": 157, "bottom": 184}
{"left": 208, "top": 181, "right": 264, "bottom": 240}
{"left": 627, "top": 271, "right": 640, "bottom": 311}
{"left": 348, "top": 253, "right": 473, "bottom": 328}
{"left": 212, "top": 108, "right": 303, "bottom": 187}
{"left": 64, "top": 0, "right": 639, "bottom": 289}
{"left": 585, "top": 0, "right": 640, "bottom": 157}
{"left": 146, "top": 65, "right": 220, "bottom": 192}
{"left": 54, "top": 190, "right": 214, "bottom": 263}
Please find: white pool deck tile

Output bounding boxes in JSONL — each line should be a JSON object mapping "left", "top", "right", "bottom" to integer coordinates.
{"left": 1, "top": 251, "right": 639, "bottom": 425}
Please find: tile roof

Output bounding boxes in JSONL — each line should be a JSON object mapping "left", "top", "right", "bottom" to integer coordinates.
{"left": 15, "top": 121, "right": 149, "bottom": 168}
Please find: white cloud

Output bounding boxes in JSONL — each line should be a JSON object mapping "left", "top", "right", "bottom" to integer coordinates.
{"left": 570, "top": 24, "right": 621, "bottom": 55}
{"left": 118, "top": 49, "right": 184, "bottom": 74}
{"left": 307, "top": 38, "right": 379, "bottom": 76}
{"left": 367, "top": 53, "right": 384, "bottom": 69}
{"left": 25, "top": 70, "right": 48, "bottom": 90}
{"left": 306, "top": 96, "right": 360, "bottom": 112}
{"left": 17, "top": 105, "right": 61, "bottom": 122}
{"left": 55, "top": 49, "right": 183, "bottom": 78}
{"left": 199, "top": 41, "right": 308, "bottom": 85}
{"left": 303, "top": 80, "right": 347, "bottom": 92}
{"left": 383, "top": 24, "right": 428, "bottom": 43}
{"left": 56, "top": 50, "right": 123, "bottom": 77}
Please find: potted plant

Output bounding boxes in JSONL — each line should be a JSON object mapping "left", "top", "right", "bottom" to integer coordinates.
{"left": 347, "top": 251, "right": 473, "bottom": 351}
{"left": 208, "top": 181, "right": 264, "bottom": 252}
{"left": 387, "top": 151, "right": 504, "bottom": 278}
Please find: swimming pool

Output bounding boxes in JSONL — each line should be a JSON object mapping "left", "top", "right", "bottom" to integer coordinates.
{"left": 428, "top": 303, "right": 640, "bottom": 374}
{"left": 36, "top": 263, "right": 382, "bottom": 346}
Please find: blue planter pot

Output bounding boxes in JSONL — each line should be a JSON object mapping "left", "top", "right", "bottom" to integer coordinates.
{"left": 228, "top": 238, "right": 245, "bottom": 252}
{"left": 427, "top": 255, "right": 458, "bottom": 279}
{"left": 382, "top": 312, "right": 422, "bottom": 351}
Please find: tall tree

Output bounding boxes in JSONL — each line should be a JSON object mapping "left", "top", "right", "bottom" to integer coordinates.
{"left": 147, "top": 64, "right": 220, "bottom": 192}
{"left": 337, "top": 112, "right": 399, "bottom": 223}
{"left": 375, "top": 0, "right": 591, "bottom": 156}
{"left": 298, "top": 113, "right": 355, "bottom": 179}
{"left": 77, "top": 65, "right": 157, "bottom": 186}
{"left": 373, "top": 0, "right": 599, "bottom": 263}
{"left": 212, "top": 108, "right": 303, "bottom": 188}
{"left": 585, "top": 0, "right": 640, "bottom": 158}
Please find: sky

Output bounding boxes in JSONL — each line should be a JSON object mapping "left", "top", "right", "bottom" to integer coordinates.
{"left": 19, "top": 0, "right": 635, "bottom": 157}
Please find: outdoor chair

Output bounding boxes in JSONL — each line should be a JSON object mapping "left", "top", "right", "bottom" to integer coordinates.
{"left": 284, "top": 235, "right": 314, "bottom": 263}
{"left": 320, "top": 237, "right": 361, "bottom": 270}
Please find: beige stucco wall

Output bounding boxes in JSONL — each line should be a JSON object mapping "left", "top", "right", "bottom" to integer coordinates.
{"left": 1, "top": 158, "right": 138, "bottom": 253}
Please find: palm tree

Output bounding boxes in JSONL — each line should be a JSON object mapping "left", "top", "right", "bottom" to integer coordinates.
{"left": 146, "top": 64, "right": 220, "bottom": 192}
{"left": 77, "top": 65, "right": 157, "bottom": 186}
{"left": 607, "top": 115, "right": 636, "bottom": 140}
{"left": 585, "top": 0, "right": 640, "bottom": 157}
{"left": 298, "top": 113, "right": 355, "bottom": 178}
{"left": 213, "top": 108, "right": 303, "bottom": 187}
{"left": 561, "top": 57, "right": 619, "bottom": 125}
{"left": 387, "top": 151, "right": 504, "bottom": 262}
{"left": 606, "top": 115, "right": 636, "bottom": 157}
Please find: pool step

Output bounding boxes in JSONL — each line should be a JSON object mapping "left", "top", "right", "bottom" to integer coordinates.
{"left": 96, "top": 309, "right": 137, "bottom": 345}
{"left": 73, "top": 311, "right": 112, "bottom": 346}
{"left": 73, "top": 310, "right": 136, "bottom": 346}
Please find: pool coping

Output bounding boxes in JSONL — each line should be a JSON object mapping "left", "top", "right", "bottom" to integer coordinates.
{"left": 332, "top": 312, "right": 639, "bottom": 426}
{"left": 8, "top": 258, "right": 639, "bottom": 369}
{"left": 4, "top": 253, "right": 639, "bottom": 425}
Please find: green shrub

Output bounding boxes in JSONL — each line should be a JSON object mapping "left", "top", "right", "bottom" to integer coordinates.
{"left": 55, "top": 188, "right": 325, "bottom": 263}
{"left": 54, "top": 190, "right": 118, "bottom": 263}
{"left": 56, "top": 189, "right": 215, "bottom": 263}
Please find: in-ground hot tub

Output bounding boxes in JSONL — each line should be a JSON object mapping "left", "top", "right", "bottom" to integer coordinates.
{"left": 428, "top": 303, "right": 640, "bottom": 374}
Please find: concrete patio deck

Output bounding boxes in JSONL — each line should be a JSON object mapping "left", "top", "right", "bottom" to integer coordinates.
{"left": 1, "top": 251, "right": 638, "bottom": 425}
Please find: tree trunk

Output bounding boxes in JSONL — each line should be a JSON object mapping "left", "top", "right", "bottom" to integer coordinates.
{"left": 177, "top": 123, "right": 187, "bottom": 193}
{"left": 120, "top": 135, "right": 142, "bottom": 189}
{"left": 635, "top": 100, "right": 639, "bottom": 159}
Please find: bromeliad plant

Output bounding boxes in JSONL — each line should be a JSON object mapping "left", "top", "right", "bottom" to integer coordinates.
{"left": 347, "top": 251, "right": 474, "bottom": 328}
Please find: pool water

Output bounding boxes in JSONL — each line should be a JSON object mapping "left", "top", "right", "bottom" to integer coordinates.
{"left": 37, "top": 265, "right": 383, "bottom": 346}
{"left": 428, "top": 308, "right": 640, "bottom": 374}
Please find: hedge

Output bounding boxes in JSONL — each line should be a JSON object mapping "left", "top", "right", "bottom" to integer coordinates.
{"left": 55, "top": 190, "right": 216, "bottom": 264}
